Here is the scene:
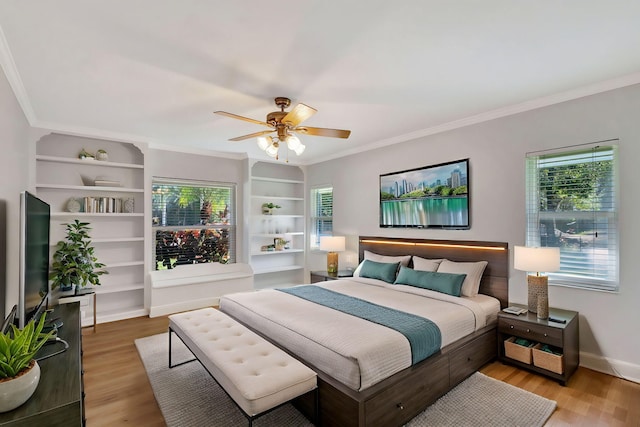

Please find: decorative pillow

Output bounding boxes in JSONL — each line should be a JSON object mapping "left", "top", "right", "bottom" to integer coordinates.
{"left": 353, "top": 250, "right": 411, "bottom": 277}
{"left": 394, "top": 266, "right": 466, "bottom": 296}
{"left": 358, "top": 260, "right": 400, "bottom": 283}
{"left": 436, "top": 259, "right": 488, "bottom": 297}
{"left": 411, "top": 256, "right": 443, "bottom": 272}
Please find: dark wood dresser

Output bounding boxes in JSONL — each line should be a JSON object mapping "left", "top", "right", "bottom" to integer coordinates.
{"left": 0, "top": 302, "right": 84, "bottom": 426}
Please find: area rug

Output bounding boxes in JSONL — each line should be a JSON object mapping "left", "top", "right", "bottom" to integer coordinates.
{"left": 135, "top": 333, "right": 556, "bottom": 426}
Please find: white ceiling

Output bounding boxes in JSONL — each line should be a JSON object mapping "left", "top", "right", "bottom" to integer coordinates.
{"left": 2, "top": 1, "right": 640, "bottom": 165}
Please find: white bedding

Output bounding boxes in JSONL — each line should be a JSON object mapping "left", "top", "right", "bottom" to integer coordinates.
{"left": 219, "top": 276, "right": 499, "bottom": 391}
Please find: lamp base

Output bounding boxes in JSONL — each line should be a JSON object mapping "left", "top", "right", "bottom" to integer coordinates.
{"left": 527, "top": 275, "right": 549, "bottom": 319}
{"left": 327, "top": 252, "right": 339, "bottom": 275}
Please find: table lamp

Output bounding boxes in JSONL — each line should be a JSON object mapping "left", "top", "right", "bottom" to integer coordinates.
{"left": 514, "top": 246, "right": 560, "bottom": 319}
{"left": 319, "top": 236, "right": 346, "bottom": 275}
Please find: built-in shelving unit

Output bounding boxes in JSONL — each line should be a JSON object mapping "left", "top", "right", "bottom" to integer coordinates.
{"left": 36, "top": 133, "right": 146, "bottom": 324}
{"left": 248, "top": 161, "right": 305, "bottom": 289}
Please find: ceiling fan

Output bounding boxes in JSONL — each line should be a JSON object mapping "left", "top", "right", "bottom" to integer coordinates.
{"left": 214, "top": 97, "right": 351, "bottom": 160}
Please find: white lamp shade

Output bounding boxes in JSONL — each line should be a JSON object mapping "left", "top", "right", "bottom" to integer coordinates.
{"left": 286, "top": 134, "right": 302, "bottom": 151}
{"left": 294, "top": 143, "right": 305, "bottom": 156}
{"left": 319, "top": 236, "right": 345, "bottom": 252}
{"left": 257, "top": 136, "right": 271, "bottom": 151}
{"left": 514, "top": 246, "right": 560, "bottom": 273}
{"left": 265, "top": 144, "right": 279, "bottom": 158}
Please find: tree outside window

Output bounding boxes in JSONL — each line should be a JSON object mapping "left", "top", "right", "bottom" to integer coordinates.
{"left": 152, "top": 179, "right": 235, "bottom": 269}
{"left": 525, "top": 143, "right": 618, "bottom": 291}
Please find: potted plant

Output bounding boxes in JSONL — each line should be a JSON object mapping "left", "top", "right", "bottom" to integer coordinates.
{"left": 274, "top": 238, "right": 289, "bottom": 251}
{"left": 262, "top": 202, "right": 281, "bottom": 215}
{"left": 0, "top": 314, "right": 55, "bottom": 412}
{"left": 50, "top": 220, "right": 108, "bottom": 294}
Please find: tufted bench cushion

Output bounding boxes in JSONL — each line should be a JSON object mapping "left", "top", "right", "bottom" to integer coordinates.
{"left": 169, "top": 307, "right": 317, "bottom": 418}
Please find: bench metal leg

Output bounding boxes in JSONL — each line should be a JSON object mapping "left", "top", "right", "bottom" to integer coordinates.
{"left": 168, "top": 328, "right": 196, "bottom": 369}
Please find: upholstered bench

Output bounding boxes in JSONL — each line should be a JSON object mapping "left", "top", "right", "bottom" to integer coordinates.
{"left": 168, "top": 307, "right": 318, "bottom": 426}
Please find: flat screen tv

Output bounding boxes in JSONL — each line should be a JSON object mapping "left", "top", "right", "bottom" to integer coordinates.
{"left": 380, "top": 158, "right": 470, "bottom": 229}
{"left": 18, "top": 191, "right": 51, "bottom": 328}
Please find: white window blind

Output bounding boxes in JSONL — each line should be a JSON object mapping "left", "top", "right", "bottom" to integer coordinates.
{"left": 310, "top": 187, "right": 333, "bottom": 249}
{"left": 152, "top": 178, "right": 236, "bottom": 269}
{"left": 525, "top": 142, "right": 618, "bottom": 291}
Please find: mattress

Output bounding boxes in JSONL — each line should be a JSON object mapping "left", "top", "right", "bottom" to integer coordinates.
{"left": 219, "top": 277, "right": 500, "bottom": 391}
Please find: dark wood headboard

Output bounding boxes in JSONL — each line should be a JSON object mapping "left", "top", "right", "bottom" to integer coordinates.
{"left": 358, "top": 236, "right": 509, "bottom": 308}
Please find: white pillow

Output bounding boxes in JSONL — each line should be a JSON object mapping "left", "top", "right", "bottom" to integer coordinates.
{"left": 412, "top": 256, "right": 443, "bottom": 272}
{"left": 436, "top": 259, "right": 488, "bottom": 297}
{"left": 353, "top": 250, "right": 411, "bottom": 277}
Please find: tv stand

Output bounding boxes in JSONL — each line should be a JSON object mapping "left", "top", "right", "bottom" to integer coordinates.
{"left": 0, "top": 303, "right": 84, "bottom": 426}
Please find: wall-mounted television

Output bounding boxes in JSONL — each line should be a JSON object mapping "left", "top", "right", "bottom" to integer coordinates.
{"left": 380, "top": 158, "right": 470, "bottom": 229}
{"left": 18, "top": 191, "right": 51, "bottom": 328}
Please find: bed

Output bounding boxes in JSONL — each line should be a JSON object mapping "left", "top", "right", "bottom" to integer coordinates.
{"left": 220, "top": 236, "right": 509, "bottom": 426}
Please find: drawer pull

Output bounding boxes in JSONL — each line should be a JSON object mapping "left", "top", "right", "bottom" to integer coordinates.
{"left": 510, "top": 325, "right": 514, "bottom": 329}
{"left": 526, "top": 328, "right": 530, "bottom": 333}
{"left": 544, "top": 333, "right": 548, "bottom": 337}
{"left": 397, "top": 403, "right": 404, "bottom": 410}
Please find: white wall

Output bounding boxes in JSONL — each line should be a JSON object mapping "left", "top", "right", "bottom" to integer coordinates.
{"left": 307, "top": 84, "right": 640, "bottom": 381}
{"left": 0, "top": 65, "right": 30, "bottom": 319}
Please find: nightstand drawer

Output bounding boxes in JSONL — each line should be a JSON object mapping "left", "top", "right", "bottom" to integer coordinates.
{"left": 498, "top": 319, "right": 563, "bottom": 346}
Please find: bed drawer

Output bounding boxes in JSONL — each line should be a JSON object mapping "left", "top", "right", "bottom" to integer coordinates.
{"left": 449, "top": 332, "right": 497, "bottom": 385}
{"left": 498, "top": 318, "right": 563, "bottom": 347}
{"left": 364, "top": 355, "right": 449, "bottom": 427}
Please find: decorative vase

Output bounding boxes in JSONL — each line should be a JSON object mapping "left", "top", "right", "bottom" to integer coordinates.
{"left": 123, "top": 198, "right": 135, "bottom": 213}
{"left": 96, "top": 149, "right": 108, "bottom": 161}
{"left": 262, "top": 207, "right": 273, "bottom": 215}
{"left": 0, "top": 360, "right": 40, "bottom": 413}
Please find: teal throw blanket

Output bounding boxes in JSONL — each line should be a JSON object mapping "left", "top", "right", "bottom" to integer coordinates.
{"left": 278, "top": 285, "right": 441, "bottom": 365}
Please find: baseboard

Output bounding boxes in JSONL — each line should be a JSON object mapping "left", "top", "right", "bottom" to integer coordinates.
{"left": 149, "top": 297, "right": 221, "bottom": 318}
{"left": 580, "top": 351, "right": 640, "bottom": 384}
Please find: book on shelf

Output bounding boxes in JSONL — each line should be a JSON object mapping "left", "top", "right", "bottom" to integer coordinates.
{"left": 93, "top": 179, "right": 121, "bottom": 187}
{"left": 83, "top": 196, "right": 124, "bottom": 213}
{"left": 503, "top": 306, "right": 528, "bottom": 315}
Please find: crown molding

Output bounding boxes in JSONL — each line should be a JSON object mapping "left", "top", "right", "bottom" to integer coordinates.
{"left": 0, "top": 25, "right": 37, "bottom": 124}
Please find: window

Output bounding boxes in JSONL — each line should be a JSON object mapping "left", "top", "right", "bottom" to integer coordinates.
{"left": 310, "top": 186, "right": 333, "bottom": 249}
{"left": 152, "top": 178, "right": 235, "bottom": 269}
{"left": 525, "top": 142, "right": 618, "bottom": 291}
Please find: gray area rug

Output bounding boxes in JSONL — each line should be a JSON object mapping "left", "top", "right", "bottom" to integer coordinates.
{"left": 135, "top": 333, "right": 556, "bottom": 426}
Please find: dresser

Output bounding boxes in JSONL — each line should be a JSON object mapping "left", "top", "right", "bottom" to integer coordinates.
{"left": 0, "top": 303, "right": 84, "bottom": 426}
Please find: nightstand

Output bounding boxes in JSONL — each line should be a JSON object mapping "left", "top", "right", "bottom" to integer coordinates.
{"left": 497, "top": 303, "right": 579, "bottom": 385}
{"left": 310, "top": 270, "right": 354, "bottom": 283}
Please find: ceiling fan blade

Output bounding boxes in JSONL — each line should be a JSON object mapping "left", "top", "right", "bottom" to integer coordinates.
{"left": 214, "top": 111, "right": 270, "bottom": 127}
{"left": 229, "top": 130, "right": 275, "bottom": 142}
{"left": 295, "top": 126, "right": 351, "bottom": 139}
{"left": 281, "top": 103, "right": 317, "bottom": 127}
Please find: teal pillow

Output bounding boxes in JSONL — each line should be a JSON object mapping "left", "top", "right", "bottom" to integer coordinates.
{"left": 394, "top": 266, "right": 466, "bottom": 297}
{"left": 359, "top": 259, "right": 400, "bottom": 283}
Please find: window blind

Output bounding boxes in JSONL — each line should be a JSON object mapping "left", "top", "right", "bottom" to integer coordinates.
{"left": 525, "top": 143, "right": 618, "bottom": 291}
{"left": 310, "top": 187, "right": 333, "bottom": 249}
{"left": 152, "top": 178, "right": 236, "bottom": 269}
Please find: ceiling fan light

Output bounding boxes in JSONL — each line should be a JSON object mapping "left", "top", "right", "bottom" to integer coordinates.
{"left": 265, "top": 144, "right": 279, "bottom": 158}
{"left": 294, "top": 143, "right": 306, "bottom": 156}
{"left": 286, "top": 134, "right": 302, "bottom": 151}
{"left": 257, "top": 136, "right": 271, "bottom": 151}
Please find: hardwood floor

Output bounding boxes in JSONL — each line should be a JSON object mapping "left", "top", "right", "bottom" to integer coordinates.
{"left": 83, "top": 315, "right": 640, "bottom": 426}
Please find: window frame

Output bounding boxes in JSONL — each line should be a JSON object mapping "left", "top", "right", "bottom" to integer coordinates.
{"left": 152, "top": 177, "right": 236, "bottom": 269}
{"left": 525, "top": 141, "right": 619, "bottom": 292}
{"left": 310, "top": 186, "right": 334, "bottom": 250}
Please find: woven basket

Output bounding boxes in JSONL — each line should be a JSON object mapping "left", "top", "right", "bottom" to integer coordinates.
{"left": 532, "top": 343, "right": 564, "bottom": 374}
{"left": 504, "top": 336, "right": 535, "bottom": 364}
